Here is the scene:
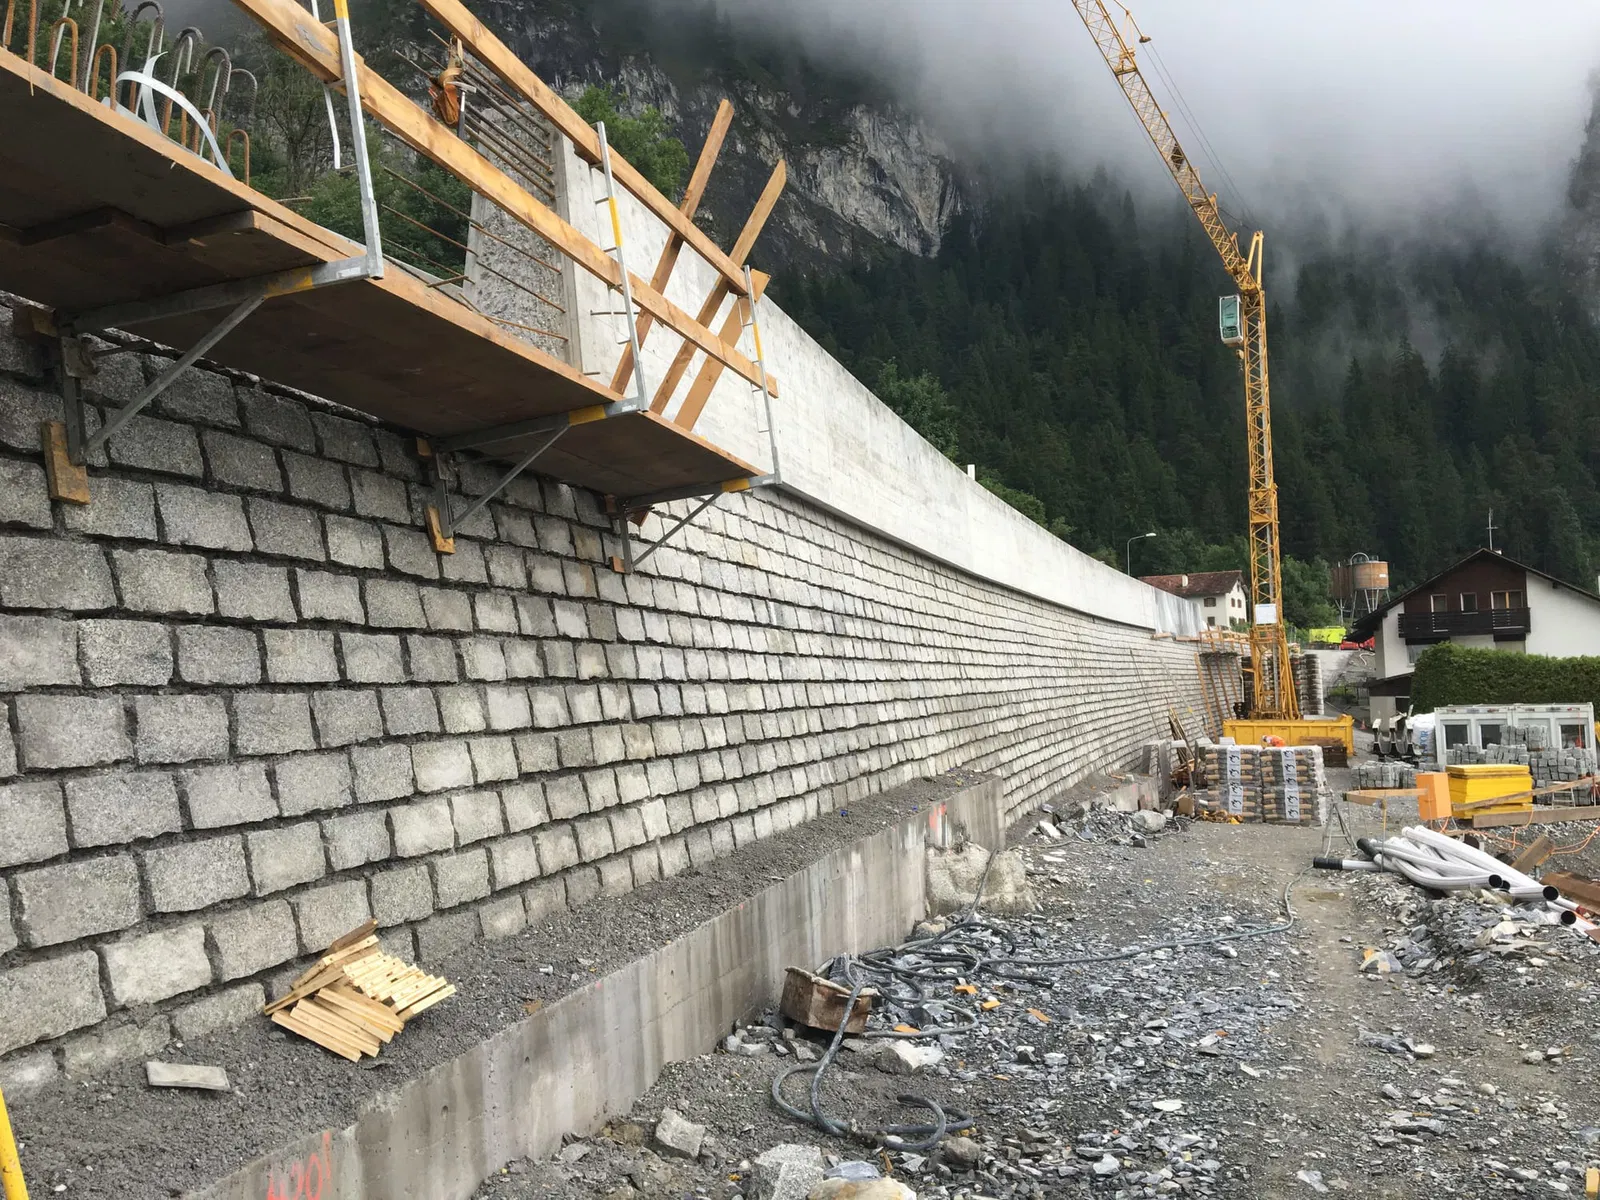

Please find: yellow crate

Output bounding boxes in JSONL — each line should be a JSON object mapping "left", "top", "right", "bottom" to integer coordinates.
{"left": 1222, "top": 714, "right": 1354, "bottom": 755}
{"left": 1446, "top": 764, "right": 1532, "bottom": 807}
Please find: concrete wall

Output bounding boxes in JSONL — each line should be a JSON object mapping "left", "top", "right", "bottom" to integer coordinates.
{"left": 193, "top": 777, "right": 1001, "bottom": 1200}
{"left": 556, "top": 143, "right": 1202, "bottom": 639}
{"left": 1529, "top": 578, "right": 1600, "bottom": 657}
{"left": 0, "top": 292, "right": 1202, "bottom": 1084}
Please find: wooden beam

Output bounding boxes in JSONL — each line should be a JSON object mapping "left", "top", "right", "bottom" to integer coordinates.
{"left": 650, "top": 161, "right": 787, "bottom": 413}
{"left": 1469, "top": 805, "right": 1600, "bottom": 829}
{"left": 411, "top": 0, "right": 751, "bottom": 296}
{"left": 1509, "top": 834, "right": 1554, "bottom": 874}
{"left": 1544, "top": 871, "right": 1600, "bottom": 910}
{"left": 612, "top": 98, "right": 734, "bottom": 395}
{"left": 674, "top": 271, "right": 769, "bottom": 432}
{"left": 224, "top": 0, "right": 775, "bottom": 396}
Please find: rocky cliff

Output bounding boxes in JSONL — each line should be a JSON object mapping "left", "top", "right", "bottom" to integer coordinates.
{"left": 480, "top": 0, "right": 965, "bottom": 268}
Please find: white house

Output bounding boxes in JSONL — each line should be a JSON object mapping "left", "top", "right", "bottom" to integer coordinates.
{"left": 1350, "top": 548, "right": 1600, "bottom": 719}
{"left": 1139, "top": 571, "right": 1248, "bottom": 629}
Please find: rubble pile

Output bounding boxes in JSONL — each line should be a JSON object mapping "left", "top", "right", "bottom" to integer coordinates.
{"left": 472, "top": 770, "right": 1600, "bottom": 1200}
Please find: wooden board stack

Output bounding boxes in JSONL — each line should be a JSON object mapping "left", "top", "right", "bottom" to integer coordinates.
{"left": 261, "top": 920, "right": 456, "bottom": 1061}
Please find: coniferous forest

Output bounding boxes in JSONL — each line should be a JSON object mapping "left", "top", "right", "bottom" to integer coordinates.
{"left": 782, "top": 173, "right": 1600, "bottom": 626}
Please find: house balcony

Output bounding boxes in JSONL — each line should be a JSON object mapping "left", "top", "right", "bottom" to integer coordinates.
{"left": 1398, "top": 609, "right": 1530, "bottom": 642}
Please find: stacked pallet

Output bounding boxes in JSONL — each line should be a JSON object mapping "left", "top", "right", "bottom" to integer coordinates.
{"left": 1200, "top": 743, "right": 1260, "bottom": 821}
{"left": 1197, "top": 742, "right": 1330, "bottom": 825}
{"left": 262, "top": 921, "right": 456, "bottom": 1061}
{"left": 1447, "top": 763, "right": 1532, "bottom": 820}
{"left": 1259, "top": 746, "right": 1329, "bottom": 825}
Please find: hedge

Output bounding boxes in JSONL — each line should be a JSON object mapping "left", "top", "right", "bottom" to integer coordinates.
{"left": 1409, "top": 642, "right": 1600, "bottom": 712}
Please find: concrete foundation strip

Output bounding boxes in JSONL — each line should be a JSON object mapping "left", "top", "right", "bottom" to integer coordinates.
{"left": 189, "top": 776, "right": 1008, "bottom": 1200}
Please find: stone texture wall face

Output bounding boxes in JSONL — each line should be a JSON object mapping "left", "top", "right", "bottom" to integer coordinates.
{"left": 0, "top": 296, "right": 1200, "bottom": 1086}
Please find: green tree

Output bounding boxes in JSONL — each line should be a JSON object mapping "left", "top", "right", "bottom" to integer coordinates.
{"left": 1280, "top": 556, "right": 1339, "bottom": 630}
{"left": 876, "top": 362, "right": 960, "bottom": 459}
{"left": 573, "top": 85, "right": 688, "bottom": 200}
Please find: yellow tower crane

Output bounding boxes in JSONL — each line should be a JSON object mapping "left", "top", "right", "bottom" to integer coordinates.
{"left": 1072, "top": 0, "right": 1299, "bottom": 719}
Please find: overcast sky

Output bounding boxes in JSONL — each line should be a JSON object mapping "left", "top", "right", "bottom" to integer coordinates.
{"left": 692, "top": 0, "right": 1600, "bottom": 233}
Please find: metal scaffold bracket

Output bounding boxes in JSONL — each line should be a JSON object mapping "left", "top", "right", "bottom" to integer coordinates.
{"left": 607, "top": 474, "right": 775, "bottom": 574}
{"left": 422, "top": 399, "right": 644, "bottom": 551}
{"left": 42, "top": 0, "right": 385, "bottom": 503}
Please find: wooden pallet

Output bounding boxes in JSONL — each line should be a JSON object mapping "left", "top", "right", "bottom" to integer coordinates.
{"left": 261, "top": 920, "right": 455, "bottom": 1059}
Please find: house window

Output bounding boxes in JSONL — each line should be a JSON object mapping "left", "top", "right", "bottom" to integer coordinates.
{"left": 1430, "top": 594, "right": 1450, "bottom": 612}
{"left": 1204, "top": 597, "right": 1217, "bottom": 608}
{"left": 1491, "top": 590, "right": 1523, "bottom": 610}
{"left": 1207, "top": 616, "right": 1216, "bottom": 628}
{"left": 1459, "top": 593, "right": 1478, "bottom": 613}
{"left": 1442, "top": 722, "right": 1471, "bottom": 749}
{"left": 1406, "top": 641, "right": 1435, "bottom": 663}
{"left": 1479, "top": 722, "right": 1505, "bottom": 747}
{"left": 1562, "top": 723, "right": 1589, "bottom": 749}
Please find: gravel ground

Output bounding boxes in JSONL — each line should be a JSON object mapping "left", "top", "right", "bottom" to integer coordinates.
{"left": 470, "top": 772, "right": 1600, "bottom": 1200}
{"left": 9, "top": 772, "right": 984, "bottom": 1199}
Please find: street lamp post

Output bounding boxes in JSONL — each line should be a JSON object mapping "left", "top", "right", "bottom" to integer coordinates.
{"left": 1126, "top": 531, "right": 1157, "bottom": 575}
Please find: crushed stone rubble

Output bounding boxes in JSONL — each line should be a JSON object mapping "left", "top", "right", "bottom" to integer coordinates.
{"left": 470, "top": 786, "right": 1600, "bottom": 1200}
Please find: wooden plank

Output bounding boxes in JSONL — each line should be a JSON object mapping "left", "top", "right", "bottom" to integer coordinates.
{"left": 392, "top": 979, "right": 454, "bottom": 1017}
{"left": 1543, "top": 871, "right": 1600, "bottom": 910}
{"left": 1342, "top": 789, "right": 1420, "bottom": 807}
{"left": 322, "top": 983, "right": 406, "bottom": 1030}
{"left": 1469, "top": 805, "right": 1600, "bottom": 829}
{"left": 145, "top": 1061, "right": 230, "bottom": 1091}
{"left": 223, "top": 0, "right": 774, "bottom": 396}
{"left": 672, "top": 290, "right": 750, "bottom": 430}
{"left": 397, "top": 984, "right": 456, "bottom": 1019}
{"left": 652, "top": 163, "right": 787, "bottom": 414}
{"left": 43, "top": 419, "right": 89, "bottom": 503}
{"left": 316, "top": 990, "right": 399, "bottom": 1042}
{"left": 612, "top": 98, "right": 734, "bottom": 394}
{"left": 325, "top": 919, "right": 380, "bottom": 954}
{"left": 264, "top": 963, "right": 346, "bottom": 1015}
{"left": 1509, "top": 835, "right": 1555, "bottom": 874}
{"left": 271, "top": 1009, "right": 363, "bottom": 1062}
{"left": 295, "top": 999, "right": 383, "bottom": 1056}
{"left": 409, "top": 0, "right": 753, "bottom": 296}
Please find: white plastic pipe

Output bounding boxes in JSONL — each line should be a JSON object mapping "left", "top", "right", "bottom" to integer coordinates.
{"left": 1406, "top": 827, "right": 1544, "bottom": 890}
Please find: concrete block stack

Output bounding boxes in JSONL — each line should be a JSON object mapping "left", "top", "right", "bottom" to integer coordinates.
{"left": 0, "top": 293, "right": 1204, "bottom": 1085}
{"left": 1446, "top": 739, "right": 1596, "bottom": 796}
{"left": 1351, "top": 761, "right": 1418, "bottom": 789}
{"left": 1258, "top": 746, "right": 1330, "bottom": 825}
{"left": 1197, "top": 742, "right": 1328, "bottom": 824}
{"left": 1293, "top": 653, "right": 1325, "bottom": 717}
{"left": 1198, "top": 743, "right": 1258, "bottom": 820}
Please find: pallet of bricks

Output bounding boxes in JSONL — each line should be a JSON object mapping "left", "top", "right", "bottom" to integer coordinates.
{"left": 1198, "top": 742, "right": 1330, "bottom": 825}
{"left": 1199, "top": 742, "right": 1259, "bottom": 821}
{"left": 261, "top": 920, "right": 455, "bottom": 1061}
{"left": 1259, "top": 745, "right": 1331, "bottom": 825}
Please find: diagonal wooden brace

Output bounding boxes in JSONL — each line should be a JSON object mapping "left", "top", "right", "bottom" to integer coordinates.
{"left": 611, "top": 98, "right": 734, "bottom": 395}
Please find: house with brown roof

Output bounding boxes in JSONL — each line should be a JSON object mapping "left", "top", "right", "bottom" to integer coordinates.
{"left": 1138, "top": 571, "right": 1247, "bottom": 629}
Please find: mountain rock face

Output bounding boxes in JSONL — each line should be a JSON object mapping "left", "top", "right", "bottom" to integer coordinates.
{"left": 481, "top": 0, "right": 965, "bottom": 267}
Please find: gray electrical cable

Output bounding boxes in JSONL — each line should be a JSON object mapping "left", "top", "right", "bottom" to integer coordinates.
{"left": 771, "top": 870, "right": 1306, "bottom": 1147}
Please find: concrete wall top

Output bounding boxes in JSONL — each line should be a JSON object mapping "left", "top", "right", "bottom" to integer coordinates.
{"left": 558, "top": 144, "right": 1202, "bottom": 638}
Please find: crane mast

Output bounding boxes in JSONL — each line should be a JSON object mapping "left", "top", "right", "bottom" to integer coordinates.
{"left": 1072, "top": 0, "right": 1298, "bottom": 719}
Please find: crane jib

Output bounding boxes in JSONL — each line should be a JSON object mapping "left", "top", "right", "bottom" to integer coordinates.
{"left": 1073, "top": 0, "right": 1299, "bottom": 719}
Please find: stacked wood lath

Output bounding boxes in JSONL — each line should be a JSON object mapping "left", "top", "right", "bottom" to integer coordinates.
{"left": 261, "top": 920, "right": 455, "bottom": 1061}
